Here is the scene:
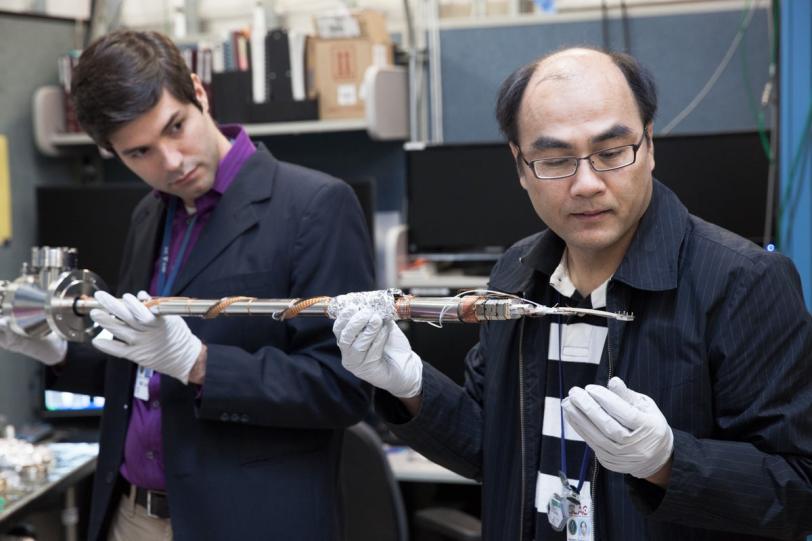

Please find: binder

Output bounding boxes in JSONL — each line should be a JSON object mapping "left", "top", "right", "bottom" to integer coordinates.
{"left": 265, "top": 29, "right": 293, "bottom": 102}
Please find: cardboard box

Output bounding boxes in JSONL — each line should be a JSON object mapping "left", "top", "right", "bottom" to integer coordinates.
{"left": 306, "top": 9, "right": 392, "bottom": 120}
{"left": 353, "top": 10, "right": 389, "bottom": 45}
{"left": 439, "top": 1, "right": 472, "bottom": 18}
{"left": 306, "top": 24, "right": 392, "bottom": 119}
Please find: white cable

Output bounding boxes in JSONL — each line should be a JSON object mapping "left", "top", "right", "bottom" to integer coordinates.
{"left": 660, "top": 0, "right": 758, "bottom": 135}
{"left": 427, "top": 0, "right": 443, "bottom": 143}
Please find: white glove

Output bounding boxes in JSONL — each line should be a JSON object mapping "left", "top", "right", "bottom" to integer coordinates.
{"left": 333, "top": 308, "right": 423, "bottom": 398}
{"left": 0, "top": 317, "right": 67, "bottom": 366}
{"left": 90, "top": 291, "right": 201, "bottom": 384}
{"left": 562, "top": 377, "right": 673, "bottom": 479}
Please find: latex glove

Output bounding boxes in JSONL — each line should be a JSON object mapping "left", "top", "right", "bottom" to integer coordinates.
{"left": 0, "top": 317, "right": 67, "bottom": 366}
{"left": 90, "top": 290, "right": 201, "bottom": 384}
{"left": 562, "top": 377, "right": 673, "bottom": 479}
{"left": 333, "top": 308, "right": 423, "bottom": 398}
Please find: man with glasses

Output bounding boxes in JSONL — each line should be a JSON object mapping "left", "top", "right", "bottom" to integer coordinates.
{"left": 333, "top": 47, "right": 812, "bottom": 540}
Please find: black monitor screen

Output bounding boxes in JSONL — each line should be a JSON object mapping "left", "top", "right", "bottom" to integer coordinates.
{"left": 36, "top": 183, "right": 151, "bottom": 292}
{"left": 652, "top": 131, "right": 770, "bottom": 243}
{"left": 345, "top": 176, "right": 376, "bottom": 243}
{"left": 406, "top": 144, "right": 543, "bottom": 254}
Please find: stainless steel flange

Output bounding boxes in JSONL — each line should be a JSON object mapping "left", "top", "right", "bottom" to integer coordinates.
{"left": 45, "top": 269, "right": 107, "bottom": 342}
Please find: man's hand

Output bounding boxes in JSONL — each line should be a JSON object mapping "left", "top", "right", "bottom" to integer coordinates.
{"left": 562, "top": 377, "right": 674, "bottom": 484}
{"left": 90, "top": 291, "right": 201, "bottom": 385}
{"left": 333, "top": 308, "right": 423, "bottom": 399}
{"left": 0, "top": 317, "right": 67, "bottom": 366}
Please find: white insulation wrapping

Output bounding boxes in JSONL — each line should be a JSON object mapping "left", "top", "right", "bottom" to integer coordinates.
{"left": 326, "top": 289, "right": 399, "bottom": 320}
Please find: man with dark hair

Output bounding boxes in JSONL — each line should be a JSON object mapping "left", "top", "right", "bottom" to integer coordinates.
{"left": 0, "top": 29, "right": 374, "bottom": 540}
{"left": 333, "top": 47, "right": 812, "bottom": 540}
{"left": 71, "top": 31, "right": 203, "bottom": 151}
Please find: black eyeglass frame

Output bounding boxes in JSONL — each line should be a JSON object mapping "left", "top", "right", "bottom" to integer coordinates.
{"left": 518, "top": 131, "right": 648, "bottom": 180}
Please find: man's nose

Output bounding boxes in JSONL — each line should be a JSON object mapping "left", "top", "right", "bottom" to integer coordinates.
{"left": 570, "top": 158, "right": 606, "bottom": 197}
{"left": 161, "top": 144, "right": 183, "bottom": 172}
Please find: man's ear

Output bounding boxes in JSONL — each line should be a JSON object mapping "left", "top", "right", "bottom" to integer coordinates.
{"left": 191, "top": 74, "right": 209, "bottom": 113}
{"left": 509, "top": 142, "right": 529, "bottom": 191}
{"left": 645, "top": 123, "right": 655, "bottom": 173}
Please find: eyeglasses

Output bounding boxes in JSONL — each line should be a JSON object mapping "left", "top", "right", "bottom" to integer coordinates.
{"left": 519, "top": 132, "right": 647, "bottom": 180}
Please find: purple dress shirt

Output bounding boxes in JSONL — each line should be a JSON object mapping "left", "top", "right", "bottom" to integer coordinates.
{"left": 120, "top": 125, "right": 256, "bottom": 490}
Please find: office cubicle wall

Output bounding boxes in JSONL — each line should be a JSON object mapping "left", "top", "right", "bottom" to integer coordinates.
{"left": 437, "top": 6, "right": 771, "bottom": 143}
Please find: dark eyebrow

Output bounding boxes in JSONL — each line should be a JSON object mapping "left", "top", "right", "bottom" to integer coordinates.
{"left": 530, "top": 136, "right": 571, "bottom": 151}
{"left": 590, "top": 124, "right": 634, "bottom": 144}
{"left": 120, "top": 111, "right": 182, "bottom": 156}
{"left": 529, "top": 124, "right": 636, "bottom": 152}
{"left": 161, "top": 111, "right": 182, "bottom": 136}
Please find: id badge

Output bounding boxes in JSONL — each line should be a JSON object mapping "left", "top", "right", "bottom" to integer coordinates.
{"left": 134, "top": 367, "right": 153, "bottom": 401}
{"left": 547, "top": 493, "right": 567, "bottom": 531}
{"left": 565, "top": 504, "right": 593, "bottom": 541}
{"left": 548, "top": 471, "right": 573, "bottom": 531}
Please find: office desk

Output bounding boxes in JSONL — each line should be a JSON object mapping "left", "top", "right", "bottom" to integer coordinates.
{"left": 0, "top": 442, "right": 98, "bottom": 533}
{"left": 385, "top": 445, "right": 477, "bottom": 485}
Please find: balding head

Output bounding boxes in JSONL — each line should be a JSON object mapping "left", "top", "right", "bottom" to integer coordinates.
{"left": 533, "top": 47, "right": 615, "bottom": 83}
{"left": 502, "top": 46, "right": 657, "bottom": 273}
{"left": 518, "top": 49, "right": 639, "bottom": 148}
{"left": 495, "top": 46, "right": 657, "bottom": 145}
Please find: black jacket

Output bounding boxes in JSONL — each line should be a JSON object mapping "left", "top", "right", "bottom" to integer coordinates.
{"left": 379, "top": 180, "right": 812, "bottom": 540}
{"left": 51, "top": 146, "right": 374, "bottom": 541}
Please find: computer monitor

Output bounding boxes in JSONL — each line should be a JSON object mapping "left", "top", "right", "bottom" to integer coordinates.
{"left": 652, "top": 131, "right": 770, "bottom": 244}
{"left": 406, "top": 143, "right": 543, "bottom": 256}
{"left": 42, "top": 391, "right": 105, "bottom": 417}
{"left": 37, "top": 182, "right": 150, "bottom": 417}
{"left": 36, "top": 183, "right": 151, "bottom": 292}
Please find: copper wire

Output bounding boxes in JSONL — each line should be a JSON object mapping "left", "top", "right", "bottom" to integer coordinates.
{"left": 394, "top": 295, "right": 412, "bottom": 321}
{"left": 279, "top": 296, "right": 332, "bottom": 320}
{"left": 203, "top": 296, "right": 257, "bottom": 319}
{"left": 143, "top": 296, "right": 191, "bottom": 310}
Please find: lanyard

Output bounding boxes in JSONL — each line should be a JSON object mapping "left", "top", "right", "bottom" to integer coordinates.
{"left": 156, "top": 197, "right": 198, "bottom": 297}
{"left": 557, "top": 304, "right": 593, "bottom": 494}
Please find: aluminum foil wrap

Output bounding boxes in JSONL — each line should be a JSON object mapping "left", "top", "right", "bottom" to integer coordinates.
{"left": 327, "top": 289, "right": 399, "bottom": 320}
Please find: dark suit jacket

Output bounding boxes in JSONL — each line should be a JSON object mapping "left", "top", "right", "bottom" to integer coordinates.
{"left": 379, "top": 181, "right": 812, "bottom": 540}
{"left": 51, "top": 146, "right": 374, "bottom": 541}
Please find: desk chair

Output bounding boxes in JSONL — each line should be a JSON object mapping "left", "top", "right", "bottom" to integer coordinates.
{"left": 339, "top": 422, "right": 483, "bottom": 541}
{"left": 340, "top": 422, "right": 409, "bottom": 541}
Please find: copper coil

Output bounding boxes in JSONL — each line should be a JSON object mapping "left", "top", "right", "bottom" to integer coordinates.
{"left": 143, "top": 296, "right": 192, "bottom": 310}
{"left": 395, "top": 295, "right": 413, "bottom": 321}
{"left": 459, "top": 296, "right": 481, "bottom": 323}
{"left": 280, "top": 296, "right": 332, "bottom": 320}
{"left": 204, "top": 296, "right": 258, "bottom": 319}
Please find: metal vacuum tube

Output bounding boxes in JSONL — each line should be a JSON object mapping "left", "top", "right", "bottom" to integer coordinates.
{"left": 0, "top": 246, "right": 633, "bottom": 344}
{"left": 0, "top": 247, "right": 107, "bottom": 342}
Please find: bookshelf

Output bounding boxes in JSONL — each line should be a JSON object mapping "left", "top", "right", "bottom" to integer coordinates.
{"left": 48, "top": 118, "right": 368, "bottom": 145}
{"left": 33, "top": 65, "right": 408, "bottom": 157}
